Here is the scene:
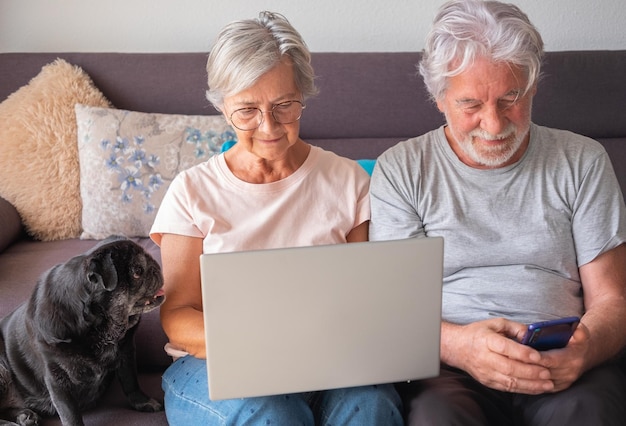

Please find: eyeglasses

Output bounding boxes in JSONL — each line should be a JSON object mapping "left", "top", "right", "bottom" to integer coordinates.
{"left": 228, "top": 100, "right": 305, "bottom": 131}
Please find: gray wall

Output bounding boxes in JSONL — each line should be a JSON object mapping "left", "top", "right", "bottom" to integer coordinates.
{"left": 1, "top": 0, "right": 625, "bottom": 53}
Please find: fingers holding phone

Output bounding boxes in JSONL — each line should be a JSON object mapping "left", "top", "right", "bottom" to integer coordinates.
{"left": 521, "top": 316, "right": 580, "bottom": 351}
{"left": 521, "top": 316, "right": 589, "bottom": 392}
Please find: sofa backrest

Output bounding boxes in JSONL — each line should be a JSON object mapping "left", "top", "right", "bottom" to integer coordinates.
{"left": 532, "top": 51, "right": 626, "bottom": 197}
{"left": 1, "top": 51, "right": 625, "bottom": 195}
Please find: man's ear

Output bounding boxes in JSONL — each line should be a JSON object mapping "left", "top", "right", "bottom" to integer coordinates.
{"left": 436, "top": 98, "right": 446, "bottom": 114}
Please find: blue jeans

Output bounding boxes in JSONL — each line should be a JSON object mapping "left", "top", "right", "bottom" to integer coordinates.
{"left": 162, "top": 356, "right": 403, "bottom": 425}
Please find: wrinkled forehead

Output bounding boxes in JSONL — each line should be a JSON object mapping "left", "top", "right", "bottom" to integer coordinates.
{"left": 222, "top": 59, "right": 300, "bottom": 108}
{"left": 442, "top": 58, "right": 531, "bottom": 100}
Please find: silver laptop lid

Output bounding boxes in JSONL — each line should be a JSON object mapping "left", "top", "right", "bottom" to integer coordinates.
{"left": 200, "top": 237, "right": 443, "bottom": 400}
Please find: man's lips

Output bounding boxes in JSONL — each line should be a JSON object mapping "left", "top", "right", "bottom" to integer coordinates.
{"left": 476, "top": 137, "right": 509, "bottom": 144}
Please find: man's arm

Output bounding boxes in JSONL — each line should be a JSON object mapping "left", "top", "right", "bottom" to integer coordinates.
{"left": 579, "top": 243, "right": 626, "bottom": 366}
{"left": 439, "top": 244, "right": 626, "bottom": 395}
{"left": 537, "top": 243, "right": 626, "bottom": 391}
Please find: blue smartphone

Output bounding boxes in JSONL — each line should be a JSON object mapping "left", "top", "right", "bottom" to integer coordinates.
{"left": 521, "top": 316, "right": 580, "bottom": 350}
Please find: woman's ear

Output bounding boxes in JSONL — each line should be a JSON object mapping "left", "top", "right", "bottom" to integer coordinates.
{"left": 217, "top": 105, "right": 231, "bottom": 124}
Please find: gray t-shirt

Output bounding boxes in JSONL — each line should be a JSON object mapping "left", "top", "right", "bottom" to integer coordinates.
{"left": 370, "top": 123, "right": 626, "bottom": 325}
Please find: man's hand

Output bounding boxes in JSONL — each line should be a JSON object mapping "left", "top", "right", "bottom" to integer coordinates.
{"left": 441, "top": 318, "right": 556, "bottom": 394}
{"left": 534, "top": 323, "right": 589, "bottom": 392}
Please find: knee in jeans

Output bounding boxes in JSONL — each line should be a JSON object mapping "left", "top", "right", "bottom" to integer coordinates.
{"left": 345, "top": 385, "right": 401, "bottom": 408}
{"left": 236, "top": 394, "right": 313, "bottom": 425}
{"left": 320, "top": 385, "right": 403, "bottom": 425}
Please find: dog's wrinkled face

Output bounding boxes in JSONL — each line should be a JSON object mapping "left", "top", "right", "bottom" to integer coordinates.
{"left": 85, "top": 238, "right": 165, "bottom": 318}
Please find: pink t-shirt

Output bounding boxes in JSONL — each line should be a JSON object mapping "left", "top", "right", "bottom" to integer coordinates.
{"left": 150, "top": 146, "right": 370, "bottom": 253}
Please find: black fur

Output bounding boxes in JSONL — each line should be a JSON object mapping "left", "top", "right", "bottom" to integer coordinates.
{"left": 0, "top": 237, "right": 165, "bottom": 425}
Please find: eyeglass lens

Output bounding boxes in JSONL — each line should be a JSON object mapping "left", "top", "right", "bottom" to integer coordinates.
{"left": 230, "top": 101, "right": 304, "bottom": 130}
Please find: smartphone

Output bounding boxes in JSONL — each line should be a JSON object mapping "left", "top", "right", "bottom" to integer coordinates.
{"left": 521, "top": 316, "right": 580, "bottom": 351}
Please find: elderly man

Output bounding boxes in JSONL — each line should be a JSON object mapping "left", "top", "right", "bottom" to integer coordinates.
{"left": 370, "top": 1, "right": 626, "bottom": 424}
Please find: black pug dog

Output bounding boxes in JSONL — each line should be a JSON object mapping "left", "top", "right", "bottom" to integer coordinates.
{"left": 0, "top": 237, "right": 165, "bottom": 426}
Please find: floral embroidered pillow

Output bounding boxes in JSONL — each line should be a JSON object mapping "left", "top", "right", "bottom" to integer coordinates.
{"left": 76, "top": 104, "right": 236, "bottom": 239}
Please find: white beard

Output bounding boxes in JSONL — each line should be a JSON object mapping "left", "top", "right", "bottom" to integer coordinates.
{"left": 453, "top": 123, "right": 528, "bottom": 168}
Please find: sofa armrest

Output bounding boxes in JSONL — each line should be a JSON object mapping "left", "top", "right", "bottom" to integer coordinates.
{"left": 0, "top": 196, "right": 23, "bottom": 253}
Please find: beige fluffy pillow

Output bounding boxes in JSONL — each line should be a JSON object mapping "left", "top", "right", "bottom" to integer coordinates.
{"left": 0, "top": 59, "right": 111, "bottom": 241}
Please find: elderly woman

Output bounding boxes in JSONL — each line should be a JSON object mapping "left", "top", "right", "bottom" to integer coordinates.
{"left": 150, "top": 11, "right": 402, "bottom": 426}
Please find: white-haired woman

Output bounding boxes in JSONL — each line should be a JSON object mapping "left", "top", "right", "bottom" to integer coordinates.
{"left": 150, "top": 11, "right": 402, "bottom": 426}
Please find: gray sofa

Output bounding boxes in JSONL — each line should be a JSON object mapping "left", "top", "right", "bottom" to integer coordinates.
{"left": 1, "top": 50, "right": 625, "bottom": 425}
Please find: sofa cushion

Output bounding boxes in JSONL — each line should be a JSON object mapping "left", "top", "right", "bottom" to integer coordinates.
{"left": 0, "top": 59, "right": 111, "bottom": 241}
{"left": 76, "top": 104, "right": 236, "bottom": 239}
{"left": 0, "top": 196, "right": 22, "bottom": 253}
{"left": 356, "top": 159, "right": 376, "bottom": 175}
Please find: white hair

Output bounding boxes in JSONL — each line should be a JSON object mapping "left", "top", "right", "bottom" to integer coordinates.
{"left": 206, "top": 11, "right": 318, "bottom": 110}
{"left": 419, "top": 0, "right": 544, "bottom": 102}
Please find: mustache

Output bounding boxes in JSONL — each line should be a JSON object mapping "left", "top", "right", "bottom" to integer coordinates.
{"left": 469, "top": 124, "right": 517, "bottom": 141}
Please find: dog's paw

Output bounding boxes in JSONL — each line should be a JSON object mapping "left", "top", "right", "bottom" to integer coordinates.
{"left": 127, "top": 392, "right": 163, "bottom": 412}
{"left": 15, "top": 409, "right": 40, "bottom": 426}
{"left": 131, "top": 397, "right": 163, "bottom": 413}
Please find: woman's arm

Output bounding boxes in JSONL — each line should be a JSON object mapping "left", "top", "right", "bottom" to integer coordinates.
{"left": 346, "top": 220, "right": 369, "bottom": 243}
{"left": 159, "top": 233, "right": 208, "bottom": 358}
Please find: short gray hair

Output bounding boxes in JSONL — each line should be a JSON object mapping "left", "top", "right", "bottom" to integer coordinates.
{"left": 419, "top": 0, "right": 544, "bottom": 102}
{"left": 206, "top": 11, "right": 318, "bottom": 110}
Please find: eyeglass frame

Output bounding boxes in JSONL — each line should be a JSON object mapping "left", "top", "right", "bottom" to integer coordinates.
{"left": 227, "top": 100, "right": 306, "bottom": 131}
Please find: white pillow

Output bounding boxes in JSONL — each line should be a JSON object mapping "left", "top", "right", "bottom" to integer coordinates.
{"left": 76, "top": 104, "right": 236, "bottom": 239}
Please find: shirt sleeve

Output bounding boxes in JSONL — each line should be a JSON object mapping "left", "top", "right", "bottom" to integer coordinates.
{"left": 369, "top": 141, "right": 425, "bottom": 242}
{"left": 571, "top": 148, "right": 626, "bottom": 266}
{"left": 149, "top": 172, "right": 204, "bottom": 246}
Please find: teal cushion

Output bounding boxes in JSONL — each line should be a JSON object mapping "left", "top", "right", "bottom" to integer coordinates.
{"left": 357, "top": 159, "right": 376, "bottom": 175}
{"left": 221, "top": 142, "right": 376, "bottom": 177}
{"left": 221, "top": 140, "right": 237, "bottom": 152}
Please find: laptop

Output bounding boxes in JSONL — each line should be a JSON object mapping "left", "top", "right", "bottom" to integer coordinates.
{"left": 200, "top": 237, "right": 443, "bottom": 400}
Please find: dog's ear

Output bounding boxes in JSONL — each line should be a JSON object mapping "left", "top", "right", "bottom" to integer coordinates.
{"left": 87, "top": 252, "right": 118, "bottom": 291}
